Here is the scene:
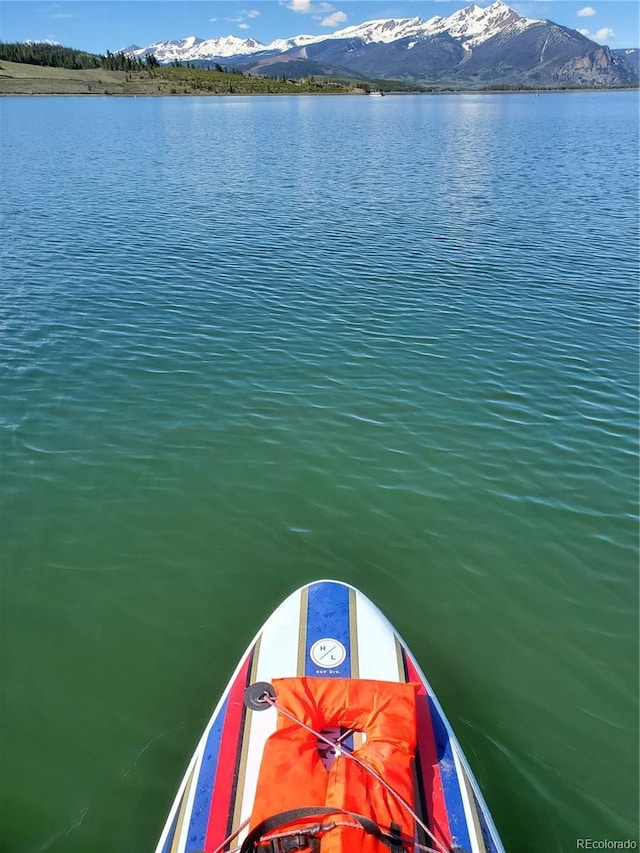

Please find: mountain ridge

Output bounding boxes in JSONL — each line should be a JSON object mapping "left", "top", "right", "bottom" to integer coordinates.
{"left": 121, "top": 2, "right": 543, "bottom": 60}
{"left": 121, "top": 1, "right": 639, "bottom": 89}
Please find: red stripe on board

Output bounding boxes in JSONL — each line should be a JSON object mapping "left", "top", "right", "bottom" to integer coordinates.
{"left": 204, "top": 653, "right": 252, "bottom": 851}
{"left": 404, "top": 653, "right": 453, "bottom": 850}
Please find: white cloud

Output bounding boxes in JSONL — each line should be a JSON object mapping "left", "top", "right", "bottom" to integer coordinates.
{"left": 224, "top": 11, "right": 259, "bottom": 29}
{"left": 577, "top": 6, "right": 596, "bottom": 17}
{"left": 578, "top": 26, "right": 615, "bottom": 43}
{"left": 209, "top": 17, "right": 218, "bottom": 22}
{"left": 283, "top": 0, "right": 335, "bottom": 13}
{"left": 281, "top": 0, "right": 346, "bottom": 27}
{"left": 320, "top": 10, "right": 347, "bottom": 26}
{"left": 222, "top": 11, "right": 261, "bottom": 29}
{"left": 285, "top": 0, "right": 313, "bottom": 12}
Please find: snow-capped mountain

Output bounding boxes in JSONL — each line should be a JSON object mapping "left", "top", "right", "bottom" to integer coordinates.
{"left": 122, "top": 0, "right": 540, "bottom": 62}
{"left": 122, "top": 1, "right": 638, "bottom": 88}
{"left": 122, "top": 2, "right": 543, "bottom": 62}
{"left": 422, "top": 2, "right": 537, "bottom": 48}
{"left": 327, "top": 2, "right": 539, "bottom": 50}
{"left": 125, "top": 34, "right": 267, "bottom": 61}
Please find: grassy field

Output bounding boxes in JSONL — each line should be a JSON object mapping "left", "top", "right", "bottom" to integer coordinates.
{"left": 0, "top": 60, "right": 367, "bottom": 96}
{"left": 0, "top": 61, "right": 139, "bottom": 94}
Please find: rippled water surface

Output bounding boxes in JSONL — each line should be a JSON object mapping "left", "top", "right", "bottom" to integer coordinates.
{"left": 1, "top": 92, "right": 638, "bottom": 852}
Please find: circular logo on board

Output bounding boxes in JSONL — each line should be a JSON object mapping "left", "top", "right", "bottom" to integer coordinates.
{"left": 309, "top": 639, "right": 347, "bottom": 669}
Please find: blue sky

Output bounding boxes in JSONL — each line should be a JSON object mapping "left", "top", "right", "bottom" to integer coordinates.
{"left": 1, "top": 1, "right": 637, "bottom": 53}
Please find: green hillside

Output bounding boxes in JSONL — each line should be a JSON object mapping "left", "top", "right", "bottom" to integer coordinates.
{"left": 0, "top": 42, "right": 370, "bottom": 95}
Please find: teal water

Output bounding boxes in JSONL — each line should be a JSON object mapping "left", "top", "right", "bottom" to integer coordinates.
{"left": 0, "top": 92, "right": 638, "bottom": 852}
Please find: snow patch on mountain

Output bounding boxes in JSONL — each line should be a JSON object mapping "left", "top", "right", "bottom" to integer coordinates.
{"left": 429, "top": 1, "right": 540, "bottom": 48}
{"left": 266, "top": 34, "right": 328, "bottom": 52}
{"left": 326, "top": 16, "right": 433, "bottom": 45}
{"left": 126, "top": 35, "right": 269, "bottom": 61}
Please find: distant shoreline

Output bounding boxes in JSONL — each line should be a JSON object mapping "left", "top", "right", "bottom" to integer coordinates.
{"left": 1, "top": 60, "right": 636, "bottom": 97}
{"left": 2, "top": 88, "right": 637, "bottom": 97}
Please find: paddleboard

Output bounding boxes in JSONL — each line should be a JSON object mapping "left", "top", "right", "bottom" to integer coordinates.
{"left": 155, "top": 579, "right": 505, "bottom": 853}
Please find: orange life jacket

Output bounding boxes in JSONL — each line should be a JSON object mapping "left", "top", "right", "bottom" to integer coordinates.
{"left": 249, "top": 677, "right": 420, "bottom": 853}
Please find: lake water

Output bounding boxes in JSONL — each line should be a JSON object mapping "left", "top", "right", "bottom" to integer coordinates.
{"left": 0, "top": 91, "right": 638, "bottom": 853}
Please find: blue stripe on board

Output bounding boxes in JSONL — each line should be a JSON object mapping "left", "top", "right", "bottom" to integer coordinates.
{"left": 305, "top": 582, "right": 351, "bottom": 678}
{"left": 427, "top": 694, "right": 473, "bottom": 852}
{"left": 185, "top": 696, "right": 229, "bottom": 850}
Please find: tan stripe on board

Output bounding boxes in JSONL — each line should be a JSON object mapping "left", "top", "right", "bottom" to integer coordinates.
{"left": 170, "top": 762, "right": 196, "bottom": 853}
{"left": 394, "top": 636, "right": 406, "bottom": 683}
{"left": 296, "top": 586, "right": 309, "bottom": 676}
{"left": 411, "top": 759, "right": 429, "bottom": 851}
{"left": 348, "top": 587, "right": 359, "bottom": 679}
{"left": 250, "top": 636, "right": 262, "bottom": 683}
{"left": 231, "top": 639, "right": 262, "bottom": 833}
{"left": 349, "top": 592, "right": 364, "bottom": 749}
{"left": 460, "top": 764, "right": 488, "bottom": 853}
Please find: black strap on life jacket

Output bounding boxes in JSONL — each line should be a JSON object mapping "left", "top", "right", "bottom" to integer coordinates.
{"left": 238, "top": 806, "right": 407, "bottom": 853}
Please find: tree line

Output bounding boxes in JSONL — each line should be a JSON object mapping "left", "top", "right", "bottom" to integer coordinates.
{"left": 0, "top": 41, "right": 158, "bottom": 71}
